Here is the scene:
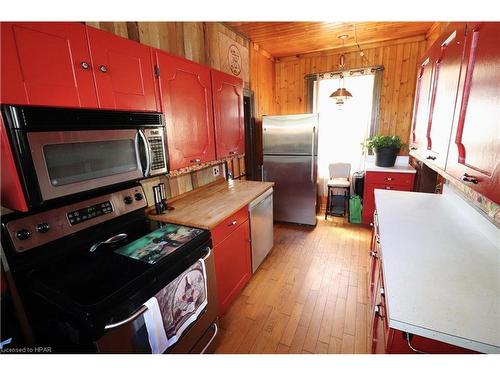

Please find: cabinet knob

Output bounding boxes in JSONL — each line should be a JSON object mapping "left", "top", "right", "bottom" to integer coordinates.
{"left": 384, "top": 186, "right": 392, "bottom": 190}
{"left": 460, "top": 173, "right": 479, "bottom": 184}
{"left": 410, "top": 146, "right": 417, "bottom": 151}
{"left": 80, "top": 61, "right": 90, "bottom": 70}
{"left": 384, "top": 177, "right": 394, "bottom": 181}
{"left": 227, "top": 220, "right": 237, "bottom": 227}
{"left": 99, "top": 65, "right": 108, "bottom": 73}
{"left": 370, "top": 251, "right": 379, "bottom": 259}
{"left": 229, "top": 151, "right": 236, "bottom": 155}
{"left": 426, "top": 155, "right": 437, "bottom": 160}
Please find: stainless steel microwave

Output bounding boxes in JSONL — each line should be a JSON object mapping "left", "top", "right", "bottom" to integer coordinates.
{"left": 1, "top": 106, "right": 167, "bottom": 211}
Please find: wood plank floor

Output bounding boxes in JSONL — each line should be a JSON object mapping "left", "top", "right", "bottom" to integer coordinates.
{"left": 214, "top": 215, "right": 372, "bottom": 354}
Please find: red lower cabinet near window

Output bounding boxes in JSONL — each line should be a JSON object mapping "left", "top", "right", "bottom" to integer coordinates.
{"left": 211, "top": 206, "right": 252, "bottom": 315}
{"left": 362, "top": 172, "right": 415, "bottom": 225}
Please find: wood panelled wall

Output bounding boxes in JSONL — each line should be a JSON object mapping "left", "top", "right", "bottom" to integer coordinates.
{"left": 274, "top": 36, "right": 428, "bottom": 151}
{"left": 249, "top": 44, "right": 277, "bottom": 165}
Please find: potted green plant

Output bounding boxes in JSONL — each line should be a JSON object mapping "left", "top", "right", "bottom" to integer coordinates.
{"left": 363, "top": 135, "right": 405, "bottom": 167}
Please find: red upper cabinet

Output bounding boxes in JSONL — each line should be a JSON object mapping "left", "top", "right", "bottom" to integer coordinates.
{"left": 86, "top": 26, "right": 158, "bottom": 112}
{"left": 426, "top": 24, "right": 466, "bottom": 170}
{"left": 446, "top": 22, "right": 500, "bottom": 204}
{"left": 1, "top": 22, "right": 98, "bottom": 108}
{"left": 155, "top": 50, "right": 216, "bottom": 170}
{"left": 211, "top": 70, "right": 245, "bottom": 159}
{"left": 410, "top": 53, "right": 435, "bottom": 155}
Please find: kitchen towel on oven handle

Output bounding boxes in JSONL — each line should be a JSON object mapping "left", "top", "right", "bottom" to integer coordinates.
{"left": 143, "top": 253, "right": 209, "bottom": 354}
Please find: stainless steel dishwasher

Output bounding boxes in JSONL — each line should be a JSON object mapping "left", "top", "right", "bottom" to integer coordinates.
{"left": 249, "top": 188, "right": 274, "bottom": 273}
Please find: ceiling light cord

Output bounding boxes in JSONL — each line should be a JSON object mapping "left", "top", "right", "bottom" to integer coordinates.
{"left": 354, "top": 24, "right": 370, "bottom": 67}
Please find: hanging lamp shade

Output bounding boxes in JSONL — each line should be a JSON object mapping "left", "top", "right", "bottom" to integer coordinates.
{"left": 330, "top": 87, "right": 353, "bottom": 100}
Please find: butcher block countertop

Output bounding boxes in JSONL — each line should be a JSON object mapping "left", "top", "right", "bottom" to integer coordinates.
{"left": 375, "top": 189, "right": 500, "bottom": 353}
{"left": 147, "top": 179, "right": 274, "bottom": 230}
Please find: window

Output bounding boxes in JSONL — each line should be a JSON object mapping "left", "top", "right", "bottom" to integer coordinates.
{"left": 314, "top": 74, "right": 376, "bottom": 196}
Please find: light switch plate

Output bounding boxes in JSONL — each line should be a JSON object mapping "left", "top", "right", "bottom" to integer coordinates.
{"left": 212, "top": 165, "right": 220, "bottom": 177}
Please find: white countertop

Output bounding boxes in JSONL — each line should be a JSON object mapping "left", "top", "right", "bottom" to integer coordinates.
{"left": 364, "top": 155, "right": 416, "bottom": 173}
{"left": 374, "top": 189, "right": 500, "bottom": 353}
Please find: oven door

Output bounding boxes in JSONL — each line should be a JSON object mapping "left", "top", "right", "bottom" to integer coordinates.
{"left": 28, "top": 129, "right": 145, "bottom": 201}
{"left": 95, "top": 247, "right": 219, "bottom": 354}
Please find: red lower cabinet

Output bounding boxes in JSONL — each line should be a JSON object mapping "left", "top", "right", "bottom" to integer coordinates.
{"left": 362, "top": 172, "right": 415, "bottom": 225}
{"left": 212, "top": 209, "right": 252, "bottom": 315}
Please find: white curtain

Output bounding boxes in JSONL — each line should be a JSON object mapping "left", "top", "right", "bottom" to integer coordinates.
{"left": 315, "top": 74, "right": 375, "bottom": 196}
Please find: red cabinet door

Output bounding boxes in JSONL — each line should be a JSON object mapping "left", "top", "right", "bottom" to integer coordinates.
{"left": 86, "top": 26, "right": 158, "bottom": 112}
{"left": 211, "top": 70, "right": 245, "bottom": 159}
{"left": 426, "top": 24, "right": 467, "bottom": 169}
{"left": 1, "top": 22, "right": 97, "bottom": 108}
{"left": 213, "top": 220, "right": 252, "bottom": 315}
{"left": 446, "top": 22, "right": 500, "bottom": 204}
{"left": 410, "top": 54, "right": 435, "bottom": 154}
{"left": 156, "top": 51, "right": 216, "bottom": 170}
{"left": 1, "top": 117, "right": 28, "bottom": 212}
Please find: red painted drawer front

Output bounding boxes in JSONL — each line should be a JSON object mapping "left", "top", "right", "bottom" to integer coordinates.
{"left": 211, "top": 206, "right": 249, "bottom": 247}
{"left": 365, "top": 171, "right": 415, "bottom": 186}
{"left": 86, "top": 26, "right": 158, "bottom": 112}
{"left": 363, "top": 172, "right": 415, "bottom": 224}
{"left": 156, "top": 51, "right": 216, "bottom": 170}
{"left": 213, "top": 219, "right": 251, "bottom": 315}
{"left": 211, "top": 70, "right": 245, "bottom": 159}
{"left": 1, "top": 117, "right": 28, "bottom": 212}
{"left": 1, "top": 22, "right": 98, "bottom": 108}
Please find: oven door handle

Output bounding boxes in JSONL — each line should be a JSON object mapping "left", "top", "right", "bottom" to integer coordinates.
{"left": 137, "top": 130, "right": 151, "bottom": 177}
{"left": 104, "top": 247, "right": 211, "bottom": 332}
{"left": 200, "top": 322, "right": 218, "bottom": 354}
{"left": 104, "top": 305, "right": 148, "bottom": 331}
{"left": 201, "top": 247, "right": 212, "bottom": 261}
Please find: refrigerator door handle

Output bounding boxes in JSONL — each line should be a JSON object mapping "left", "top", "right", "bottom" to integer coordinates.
{"left": 311, "top": 126, "right": 315, "bottom": 183}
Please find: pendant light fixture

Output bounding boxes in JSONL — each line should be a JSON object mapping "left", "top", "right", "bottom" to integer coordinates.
{"left": 330, "top": 34, "right": 353, "bottom": 106}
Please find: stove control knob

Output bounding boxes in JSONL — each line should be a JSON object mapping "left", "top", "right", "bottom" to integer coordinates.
{"left": 16, "top": 229, "right": 31, "bottom": 241}
{"left": 134, "top": 192, "right": 144, "bottom": 201}
{"left": 123, "top": 196, "right": 133, "bottom": 205}
{"left": 36, "top": 222, "right": 50, "bottom": 234}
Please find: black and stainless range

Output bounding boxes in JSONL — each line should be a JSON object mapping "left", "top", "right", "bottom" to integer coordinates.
{"left": 1, "top": 105, "right": 168, "bottom": 211}
{"left": 1, "top": 186, "right": 219, "bottom": 353}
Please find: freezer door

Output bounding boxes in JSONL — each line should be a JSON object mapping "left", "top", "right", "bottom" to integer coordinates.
{"left": 263, "top": 114, "right": 318, "bottom": 155}
{"left": 263, "top": 155, "right": 317, "bottom": 226}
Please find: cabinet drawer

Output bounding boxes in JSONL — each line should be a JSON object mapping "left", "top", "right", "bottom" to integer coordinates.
{"left": 211, "top": 206, "right": 249, "bottom": 247}
{"left": 366, "top": 172, "right": 415, "bottom": 187}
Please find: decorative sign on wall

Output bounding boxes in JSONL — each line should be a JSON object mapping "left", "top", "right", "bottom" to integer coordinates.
{"left": 217, "top": 31, "right": 249, "bottom": 83}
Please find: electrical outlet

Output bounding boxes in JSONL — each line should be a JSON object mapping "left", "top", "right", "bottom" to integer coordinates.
{"left": 212, "top": 165, "right": 220, "bottom": 177}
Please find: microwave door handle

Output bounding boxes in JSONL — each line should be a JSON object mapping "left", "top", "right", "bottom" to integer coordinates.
{"left": 138, "top": 130, "right": 151, "bottom": 177}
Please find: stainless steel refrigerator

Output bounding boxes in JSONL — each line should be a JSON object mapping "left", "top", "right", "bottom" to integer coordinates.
{"left": 262, "top": 114, "right": 318, "bottom": 226}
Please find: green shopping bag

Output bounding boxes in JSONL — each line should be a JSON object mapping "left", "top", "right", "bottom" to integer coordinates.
{"left": 349, "top": 195, "right": 362, "bottom": 224}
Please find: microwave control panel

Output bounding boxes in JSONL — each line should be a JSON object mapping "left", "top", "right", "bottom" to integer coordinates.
{"left": 67, "top": 201, "right": 113, "bottom": 226}
{"left": 143, "top": 128, "right": 167, "bottom": 175}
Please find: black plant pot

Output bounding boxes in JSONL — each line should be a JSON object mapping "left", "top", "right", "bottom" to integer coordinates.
{"left": 374, "top": 147, "right": 400, "bottom": 167}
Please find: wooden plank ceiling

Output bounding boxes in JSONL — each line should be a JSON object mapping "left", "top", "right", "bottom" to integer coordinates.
{"left": 225, "top": 22, "right": 434, "bottom": 57}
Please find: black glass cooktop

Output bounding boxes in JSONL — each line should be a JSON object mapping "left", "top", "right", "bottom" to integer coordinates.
{"left": 29, "top": 220, "right": 209, "bottom": 309}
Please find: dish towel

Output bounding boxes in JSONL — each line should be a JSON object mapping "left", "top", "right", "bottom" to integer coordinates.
{"left": 143, "top": 258, "right": 208, "bottom": 354}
